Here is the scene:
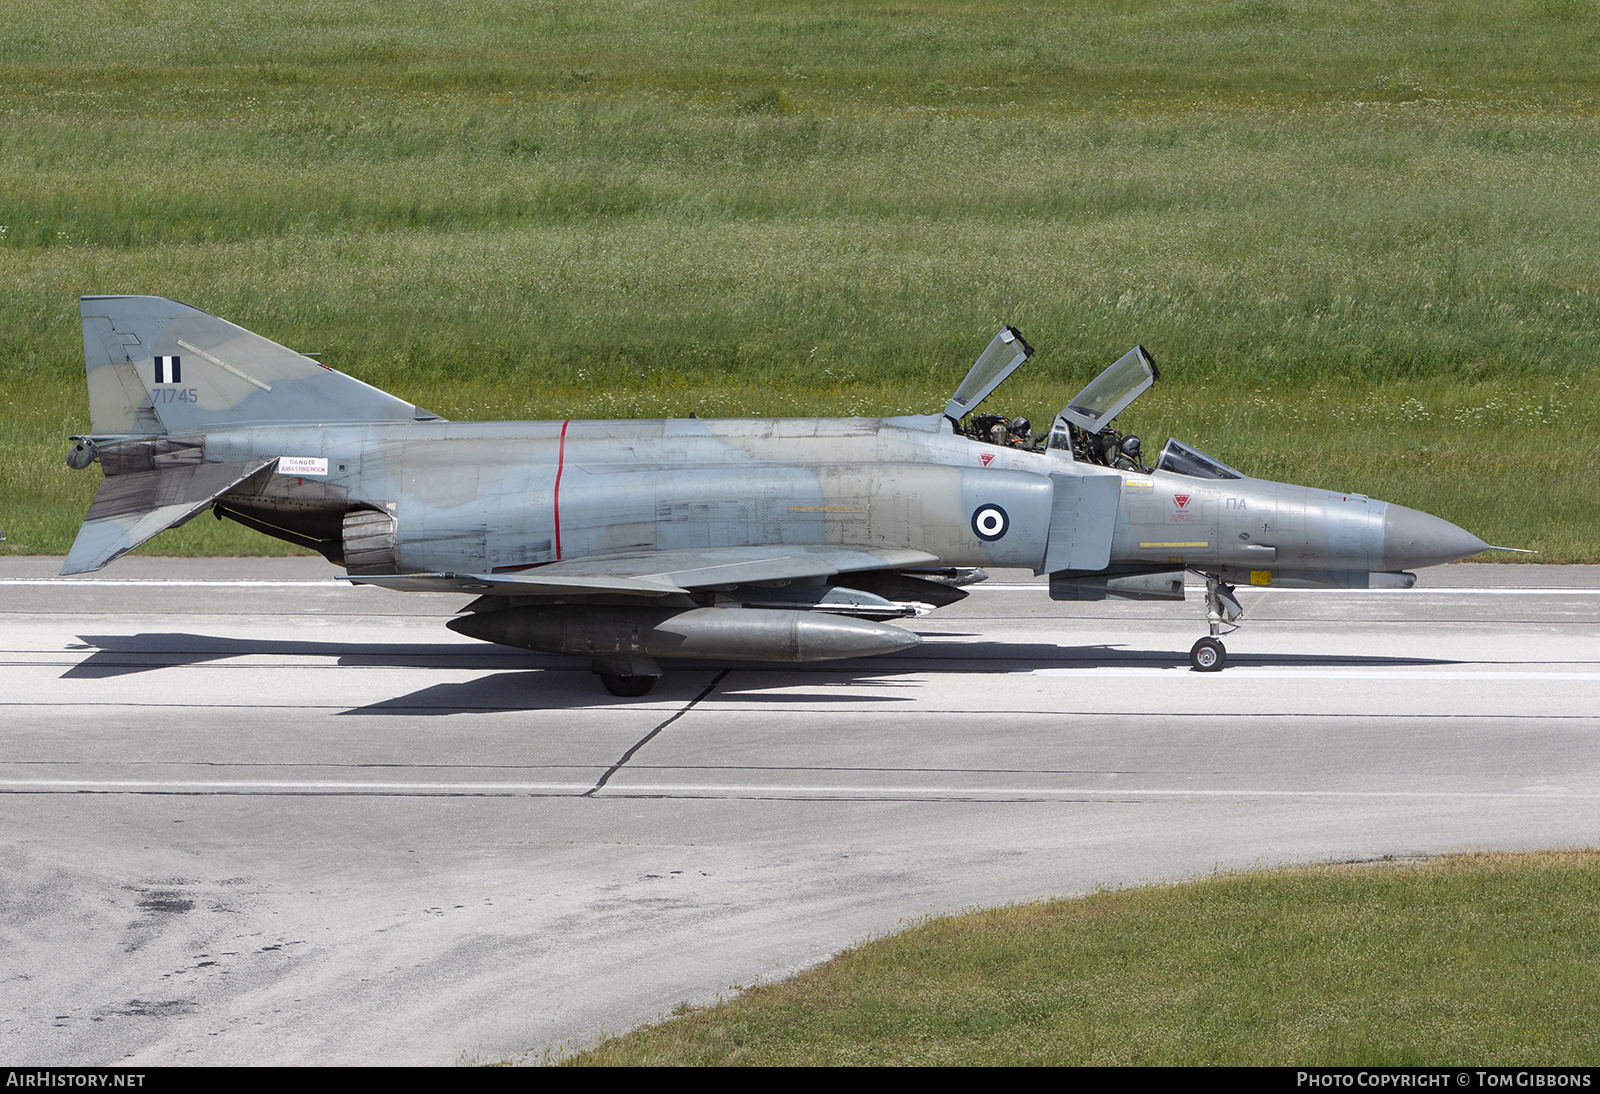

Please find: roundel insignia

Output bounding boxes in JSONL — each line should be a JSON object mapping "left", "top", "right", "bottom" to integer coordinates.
{"left": 971, "top": 504, "right": 1009, "bottom": 541}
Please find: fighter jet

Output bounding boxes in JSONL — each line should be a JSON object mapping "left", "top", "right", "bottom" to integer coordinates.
{"left": 63, "top": 296, "right": 1495, "bottom": 695}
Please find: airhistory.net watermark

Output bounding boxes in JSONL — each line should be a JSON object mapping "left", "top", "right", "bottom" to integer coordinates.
{"left": 5, "top": 1074, "right": 145, "bottom": 1088}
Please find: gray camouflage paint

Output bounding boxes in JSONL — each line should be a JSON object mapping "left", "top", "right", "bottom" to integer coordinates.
{"left": 64, "top": 297, "right": 1489, "bottom": 649}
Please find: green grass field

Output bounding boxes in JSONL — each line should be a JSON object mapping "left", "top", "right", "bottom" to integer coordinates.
{"left": 2, "top": 1, "right": 1598, "bottom": 558}
{"left": 561, "top": 851, "right": 1600, "bottom": 1065}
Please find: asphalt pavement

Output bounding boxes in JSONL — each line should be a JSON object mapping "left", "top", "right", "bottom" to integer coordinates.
{"left": 2, "top": 556, "right": 1597, "bottom": 1064}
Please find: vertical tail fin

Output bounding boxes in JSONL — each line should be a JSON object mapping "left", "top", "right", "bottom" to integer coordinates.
{"left": 64, "top": 296, "right": 443, "bottom": 574}
{"left": 79, "top": 296, "right": 440, "bottom": 435}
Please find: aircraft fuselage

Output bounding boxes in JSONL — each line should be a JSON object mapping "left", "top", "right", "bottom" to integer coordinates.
{"left": 202, "top": 414, "right": 1478, "bottom": 587}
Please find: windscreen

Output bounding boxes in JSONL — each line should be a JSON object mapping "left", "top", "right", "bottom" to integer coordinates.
{"left": 1155, "top": 438, "right": 1244, "bottom": 480}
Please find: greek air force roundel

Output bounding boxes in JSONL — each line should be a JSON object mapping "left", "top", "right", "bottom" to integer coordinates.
{"left": 971, "top": 504, "right": 1009, "bottom": 541}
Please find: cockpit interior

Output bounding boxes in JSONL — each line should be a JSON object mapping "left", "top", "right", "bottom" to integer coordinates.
{"left": 945, "top": 330, "right": 1246, "bottom": 481}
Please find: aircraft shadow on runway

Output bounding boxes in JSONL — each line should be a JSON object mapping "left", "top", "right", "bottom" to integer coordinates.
{"left": 333, "top": 670, "right": 867, "bottom": 714}
{"left": 65, "top": 632, "right": 536, "bottom": 678}
{"left": 64, "top": 632, "right": 1462, "bottom": 714}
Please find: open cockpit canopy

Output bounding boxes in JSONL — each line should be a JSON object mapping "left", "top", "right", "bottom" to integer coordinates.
{"left": 943, "top": 326, "right": 1034, "bottom": 422}
{"left": 1056, "top": 346, "right": 1159, "bottom": 433}
{"left": 943, "top": 336, "right": 1160, "bottom": 439}
{"left": 944, "top": 337, "right": 1242, "bottom": 477}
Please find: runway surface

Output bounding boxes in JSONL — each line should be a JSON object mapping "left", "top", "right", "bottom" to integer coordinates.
{"left": 3, "top": 556, "right": 1598, "bottom": 1064}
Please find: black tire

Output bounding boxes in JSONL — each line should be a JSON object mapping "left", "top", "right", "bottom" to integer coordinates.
{"left": 1190, "top": 637, "right": 1226, "bottom": 672}
{"left": 599, "top": 672, "right": 658, "bottom": 698}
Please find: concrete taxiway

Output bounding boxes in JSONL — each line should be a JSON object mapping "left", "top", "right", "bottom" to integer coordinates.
{"left": 2, "top": 556, "right": 1598, "bottom": 1064}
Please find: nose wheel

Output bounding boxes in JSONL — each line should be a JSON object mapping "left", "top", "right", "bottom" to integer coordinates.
{"left": 1190, "top": 636, "right": 1226, "bottom": 672}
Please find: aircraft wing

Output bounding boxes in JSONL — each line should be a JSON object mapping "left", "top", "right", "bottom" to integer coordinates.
{"left": 346, "top": 545, "right": 941, "bottom": 597}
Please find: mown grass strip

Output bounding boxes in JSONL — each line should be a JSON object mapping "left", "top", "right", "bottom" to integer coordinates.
{"left": 561, "top": 851, "right": 1600, "bottom": 1066}
{"left": 2, "top": 2, "right": 1597, "bottom": 558}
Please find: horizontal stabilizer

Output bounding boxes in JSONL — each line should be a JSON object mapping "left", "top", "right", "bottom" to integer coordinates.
{"left": 347, "top": 545, "right": 942, "bottom": 598}
{"left": 60, "top": 460, "right": 273, "bottom": 575}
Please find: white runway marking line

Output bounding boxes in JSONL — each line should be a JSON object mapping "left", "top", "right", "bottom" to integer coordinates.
{"left": 1029, "top": 668, "right": 1600, "bottom": 680}
{"left": 597, "top": 785, "right": 1600, "bottom": 801}
{"left": 3, "top": 778, "right": 1598, "bottom": 801}
{"left": 0, "top": 778, "right": 596, "bottom": 793}
{"left": 971, "top": 584, "right": 1600, "bottom": 596}
{"left": 5, "top": 579, "right": 1599, "bottom": 595}
{"left": 0, "top": 579, "right": 357, "bottom": 587}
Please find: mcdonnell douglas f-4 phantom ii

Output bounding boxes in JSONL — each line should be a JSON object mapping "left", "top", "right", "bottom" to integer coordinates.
{"left": 64, "top": 296, "right": 1495, "bottom": 695}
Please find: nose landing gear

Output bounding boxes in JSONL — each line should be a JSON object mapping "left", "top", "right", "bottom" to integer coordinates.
{"left": 1189, "top": 573, "right": 1243, "bottom": 672}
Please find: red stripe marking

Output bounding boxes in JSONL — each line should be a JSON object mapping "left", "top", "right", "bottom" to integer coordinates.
{"left": 553, "top": 419, "right": 569, "bottom": 561}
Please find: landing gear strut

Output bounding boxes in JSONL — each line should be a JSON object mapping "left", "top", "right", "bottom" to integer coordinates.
{"left": 1190, "top": 573, "right": 1243, "bottom": 672}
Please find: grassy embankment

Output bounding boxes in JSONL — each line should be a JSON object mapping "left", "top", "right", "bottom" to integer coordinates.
{"left": 2, "top": 1, "right": 1598, "bottom": 558}
{"left": 563, "top": 851, "right": 1600, "bottom": 1065}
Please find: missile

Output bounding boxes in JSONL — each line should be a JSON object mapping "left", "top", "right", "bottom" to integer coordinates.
{"left": 447, "top": 605, "right": 921, "bottom": 662}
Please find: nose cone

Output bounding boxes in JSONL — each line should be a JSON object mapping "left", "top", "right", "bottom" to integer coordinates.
{"left": 1382, "top": 504, "right": 1489, "bottom": 570}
